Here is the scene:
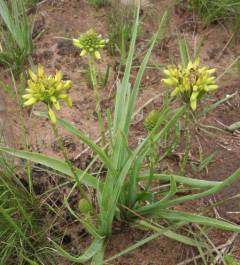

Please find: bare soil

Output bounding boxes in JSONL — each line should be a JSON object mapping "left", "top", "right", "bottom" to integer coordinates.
{"left": 1, "top": 0, "right": 240, "bottom": 264}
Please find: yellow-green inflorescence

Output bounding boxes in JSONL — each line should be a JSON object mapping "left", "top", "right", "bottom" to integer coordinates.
{"left": 162, "top": 59, "right": 218, "bottom": 110}
{"left": 22, "top": 65, "right": 73, "bottom": 123}
{"left": 73, "top": 29, "right": 109, "bottom": 60}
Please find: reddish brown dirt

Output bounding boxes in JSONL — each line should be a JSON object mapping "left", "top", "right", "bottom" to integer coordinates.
{"left": 1, "top": 0, "right": 240, "bottom": 264}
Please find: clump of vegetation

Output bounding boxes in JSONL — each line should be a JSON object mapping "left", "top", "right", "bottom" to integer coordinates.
{"left": 0, "top": 0, "right": 33, "bottom": 75}
{"left": 0, "top": 156, "right": 52, "bottom": 264}
{"left": 107, "top": 0, "right": 136, "bottom": 62}
{"left": 188, "top": 0, "right": 240, "bottom": 31}
{"left": 87, "top": 0, "right": 110, "bottom": 8}
{"left": 2, "top": 9, "right": 240, "bottom": 265}
{"left": 0, "top": 0, "right": 240, "bottom": 264}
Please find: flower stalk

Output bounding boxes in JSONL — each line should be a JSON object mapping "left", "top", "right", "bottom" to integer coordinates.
{"left": 22, "top": 65, "right": 90, "bottom": 203}
{"left": 73, "top": 29, "right": 109, "bottom": 146}
{"left": 180, "top": 109, "right": 190, "bottom": 175}
{"left": 50, "top": 122, "right": 90, "bottom": 203}
{"left": 88, "top": 54, "right": 106, "bottom": 146}
{"left": 162, "top": 58, "right": 218, "bottom": 173}
{"left": 144, "top": 110, "right": 159, "bottom": 190}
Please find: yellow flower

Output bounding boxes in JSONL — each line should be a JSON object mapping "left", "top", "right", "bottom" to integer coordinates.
{"left": 73, "top": 29, "right": 109, "bottom": 60}
{"left": 22, "top": 65, "right": 73, "bottom": 123}
{"left": 162, "top": 59, "right": 218, "bottom": 110}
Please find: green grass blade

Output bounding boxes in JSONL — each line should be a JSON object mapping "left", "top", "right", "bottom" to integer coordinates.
{"left": 51, "top": 239, "right": 104, "bottom": 263}
{"left": 0, "top": 205, "right": 34, "bottom": 250}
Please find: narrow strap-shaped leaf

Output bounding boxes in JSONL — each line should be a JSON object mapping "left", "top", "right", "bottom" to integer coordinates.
{"left": 51, "top": 239, "right": 104, "bottom": 263}
{"left": 105, "top": 221, "right": 187, "bottom": 263}
{"left": 179, "top": 38, "right": 190, "bottom": 68}
{"left": 137, "top": 220, "right": 206, "bottom": 247}
{"left": 113, "top": 6, "right": 140, "bottom": 133}
{"left": 125, "top": 11, "right": 169, "bottom": 133}
{"left": 91, "top": 243, "right": 105, "bottom": 265}
{"left": 137, "top": 168, "right": 240, "bottom": 215}
{"left": 101, "top": 108, "right": 185, "bottom": 226}
{"left": 57, "top": 117, "right": 115, "bottom": 174}
{"left": 138, "top": 174, "right": 221, "bottom": 189}
{"left": 156, "top": 210, "right": 240, "bottom": 232}
{"left": 0, "top": 147, "right": 99, "bottom": 188}
{"left": 127, "top": 155, "right": 144, "bottom": 208}
{"left": 159, "top": 176, "right": 177, "bottom": 202}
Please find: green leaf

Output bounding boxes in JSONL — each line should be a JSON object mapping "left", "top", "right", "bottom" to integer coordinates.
{"left": 0, "top": 147, "right": 99, "bottom": 188}
{"left": 57, "top": 117, "right": 115, "bottom": 174}
{"left": 224, "top": 255, "right": 240, "bottom": 265}
{"left": 105, "top": 221, "right": 187, "bottom": 263}
{"left": 157, "top": 210, "right": 240, "bottom": 232}
{"left": 137, "top": 168, "right": 240, "bottom": 215}
{"left": 138, "top": 174, "right": 222, "bottom": 189}
{"left": 159, "top": 176, "right": 177, "bottom": 202}
{"left": 179, "top": 38, "right": 190, "bottom": 67}
{"left": 137, "top": 220, "right": 206, "bottom": 247}
{"left": 51, "top": 239, "right": 104, "bottom": 263}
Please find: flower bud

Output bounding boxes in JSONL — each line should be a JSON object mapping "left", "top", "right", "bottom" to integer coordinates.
{"left": 78, "top": 198, "right": 92, "bottom": 215}
{"left": 144, "top": 110, "right": 160, "bottom": 132}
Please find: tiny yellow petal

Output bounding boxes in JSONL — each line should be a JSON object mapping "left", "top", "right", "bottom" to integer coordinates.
{"left": 55, "top": 70, "right": 63, "bottom": 82}
{"left": 22, "top": 94, "right": 32, "bottom": 99}
{"left": 171, "top": 87, "right": 180, "bottom": 97}
{"left": 23, "top": 97, "right": 37, "bottom": 106}
{"left": 63, "top": 80, "right": 72, "bottom": 90}
{"left": 65, "top": 96, "right": 72, "bottom": 108}
{"left": 190, "top": 100, "right": 197, "bottom": 111}
{"left": 53, "top": 101, "right": 60, "bottom": 110}
{"left": 162, "top": 78, "right": 177, "bottom": 86}
{"left": 29, "top": 69, "right": 37, "bottom": 81}
{"left": 50, "top": 96, "right": 57, "bottom": 103}
{"left": 37, "top": 65, "right": 45, "bottom": 77}
{"left": 80, "top": 49, "right": 87, "bottom": 57}
{"left": 48, "top": 108, "right": 57, "bottom": 124}
{"left": 94, "top": 51, "right": 101, "bottom": 60}
{"left": 163, "top": 69, "right": 171, "bottom": 76}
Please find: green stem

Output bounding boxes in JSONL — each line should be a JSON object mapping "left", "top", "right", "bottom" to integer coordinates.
{"left": 88, "top": 55, "right": 106, "bottom": 146}
{"left": 180, "top": 110, "right": 190, "bottom": 175}
{"left": 146, "top": 135, "right": 156, "bottom": 191}
{"left": 50, "top": 122, "right": 90, "bottom": 203}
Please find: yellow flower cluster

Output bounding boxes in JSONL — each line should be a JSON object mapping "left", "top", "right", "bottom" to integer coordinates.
{"left": 73, "top": 29, "right": 109, "bottom": 60}
{"left": 22, "top": 65, "right": 72, "bottom": 123}
{"left": 162, "top": 59, "right": 218, "bottom": 110}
